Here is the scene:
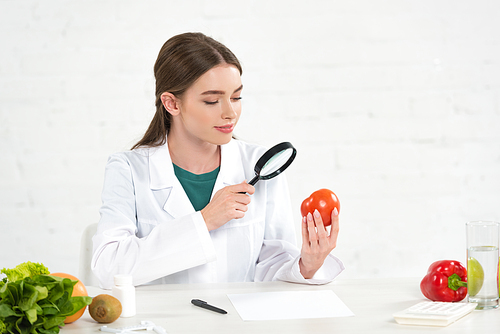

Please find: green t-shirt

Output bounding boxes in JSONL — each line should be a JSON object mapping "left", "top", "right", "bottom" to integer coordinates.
{"left": 173, "top": 164, "right": 220, "bottom": 211}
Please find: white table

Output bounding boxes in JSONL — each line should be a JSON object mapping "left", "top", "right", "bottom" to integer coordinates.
{"left": 64, "top": 278, "right": 498, "bottom": 333}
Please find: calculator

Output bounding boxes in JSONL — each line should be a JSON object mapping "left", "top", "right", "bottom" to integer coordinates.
{"left": 393, "top": 301, "right": 477, "bottom": 327}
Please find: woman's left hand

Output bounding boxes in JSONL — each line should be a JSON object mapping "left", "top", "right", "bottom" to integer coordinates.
{"left": 299, "top": 208, "right": 339, "bottom": 279}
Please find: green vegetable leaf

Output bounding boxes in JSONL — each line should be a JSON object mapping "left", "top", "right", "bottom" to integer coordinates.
{"left": 0, "top": 303, "right": 23, "bottom": 317}
{"left": 47, "top": 281, "right": 65, "bottom": 303}
{"left": 26, "top": 307, "right": 38, "bottom": 324}
{"left": 0, "top": 318, "right": 6, "bottom": 333}
{"left": 0, "top": 281, "right": 19, "bottom": 305}
{"left": 34, "top": 286, "right": 48, "bottom": 302}
{"left": 14, "top": 316, "right": 29, "bottom": 334}
{"left": 38, "top": 325, "right": 60, "bottom": 334}
{"left": 31, "top": 275, "right": 59, "bottom": 288}
{"left": 1, "top": 262, "right": 50, "bottom": 283}
{"left": 42, "top": 315, "right": 66, "bottom": 330}
{"left": 19, "top": 282, "right": 38, "bottom": 311}
{"left": 54, "top": 291, "right": 73, "bottom": 316}
{"left": 39, "top": 300, "right": 59, "bottom": 316}
{"left": 66, "top": 296, "right": 92, "bottom": 316}
{"left": 0, "top": 263, "right": 91, "bottom": 334}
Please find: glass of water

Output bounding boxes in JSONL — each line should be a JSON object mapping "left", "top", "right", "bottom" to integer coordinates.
{"left": 466, "top": 221, "right": 499, "bottom": 310}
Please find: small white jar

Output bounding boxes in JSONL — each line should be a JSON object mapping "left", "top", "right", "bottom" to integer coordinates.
{"left": 112, "top": 274, "right": 136, "bottom": 317}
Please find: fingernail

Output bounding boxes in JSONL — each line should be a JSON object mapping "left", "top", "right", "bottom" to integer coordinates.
{"left": 303, "top": 216, "right": 307, "bottom": 224}
{"left": 314, "top": 209, "right": 321, "bottom": 219}
{"left": 333, "top": 208, "right": 339, "bottom": 216}
{"left": 307, "top": 212, "right": 313, "bottom": 222}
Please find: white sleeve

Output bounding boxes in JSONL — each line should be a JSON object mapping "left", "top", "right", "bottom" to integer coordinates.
{"left": 253, "top": 174, "right": 345, "bottom": 284}
{"left": 275, "top": 253, "right": 345, "bottom": 285}
{"left": 91, "top": 154, "right": 216, "bottom": 289}
{"left": 255, "top": 241, "right": 345, "bottom": 285}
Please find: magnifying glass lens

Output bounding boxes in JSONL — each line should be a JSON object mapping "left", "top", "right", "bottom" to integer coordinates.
{"left": 247, "top": 142, "right": 297, "bottom": 186}
{"left": 260, "top": 148, "right": 295, "bottom": 177}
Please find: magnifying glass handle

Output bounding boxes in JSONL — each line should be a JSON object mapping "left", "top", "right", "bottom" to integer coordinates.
{"left": 238, "top": 175, "right": 259, "bottom": 194}
{"left": 248, "top": 175, "right": 259, "bottom": 186}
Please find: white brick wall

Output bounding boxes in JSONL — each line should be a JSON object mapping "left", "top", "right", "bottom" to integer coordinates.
{"left": 1, "top": 0, "right": 499, "bottom": 283}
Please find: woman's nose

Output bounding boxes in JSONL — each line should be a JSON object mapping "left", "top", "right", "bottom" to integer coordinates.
{"left": 222, "top": 100, "right": 237, "bottom": 119}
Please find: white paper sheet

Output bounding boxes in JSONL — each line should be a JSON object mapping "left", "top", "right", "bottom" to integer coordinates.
{"left": 227, "top": 290, "right": 355, "bottom": 321}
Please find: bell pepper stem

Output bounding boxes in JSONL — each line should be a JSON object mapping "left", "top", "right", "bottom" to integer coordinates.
{"left": 448, "top": 273, "right": 467, "bottom": 291}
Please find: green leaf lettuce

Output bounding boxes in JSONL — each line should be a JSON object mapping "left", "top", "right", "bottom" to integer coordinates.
{"left": 0, "top": 263, "right": 92, "bottom": 334}
{"left": 1, "top": 262, "right": 50, "bottom": 283}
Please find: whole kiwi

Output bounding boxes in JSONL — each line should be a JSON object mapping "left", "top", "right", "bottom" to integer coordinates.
{"left": 89, "top": 294, "right": 122, "bottom": 323}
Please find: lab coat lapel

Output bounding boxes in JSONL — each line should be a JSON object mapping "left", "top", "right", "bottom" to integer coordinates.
{"left": 148, "top": 143, "right": 195, "bottom": 218}
{"left": 212, "top": 139, "right": 246, "bottom": 197}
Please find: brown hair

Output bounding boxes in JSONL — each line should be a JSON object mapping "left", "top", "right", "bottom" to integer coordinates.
{"left": 131, "top": 32, "right": 242, "bottom": 149}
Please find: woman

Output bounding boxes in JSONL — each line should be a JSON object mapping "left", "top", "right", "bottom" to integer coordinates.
{"left": 92, "top": 32, "right": 344, "bottom": 289}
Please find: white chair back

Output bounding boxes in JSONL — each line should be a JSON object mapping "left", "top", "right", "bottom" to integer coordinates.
{"left": 79, "top": 223, "right": 99, "bottom": 287}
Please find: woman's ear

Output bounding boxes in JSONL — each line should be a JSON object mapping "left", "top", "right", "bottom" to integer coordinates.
{"left": 161, "top": 92, "right": 180, "bottom": 116}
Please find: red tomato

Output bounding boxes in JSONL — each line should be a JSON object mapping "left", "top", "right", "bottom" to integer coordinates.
{"left": 50, "top": 272, "right": 88, "bottom": 323}
{"left": 300, "top": 189, "right": 340, "bottom": 227}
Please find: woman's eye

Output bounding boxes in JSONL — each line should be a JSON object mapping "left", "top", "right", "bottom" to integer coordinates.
{"left": 231, "top": 97, "right": 242, "bottom": 102}
{"left": 204, "top": 100, "right": 219, "bottom": 105}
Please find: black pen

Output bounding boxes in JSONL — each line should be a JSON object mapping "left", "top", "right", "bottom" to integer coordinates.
{"left": 191, "top": 299, "right": 227, "bottom": 314}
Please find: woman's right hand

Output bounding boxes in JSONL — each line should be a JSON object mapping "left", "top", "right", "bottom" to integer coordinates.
{"left": 201, "top": 181, "right": 255, "bottom": 231}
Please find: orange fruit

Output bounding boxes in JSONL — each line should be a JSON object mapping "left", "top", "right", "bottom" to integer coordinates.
{"left": 50, "top": 272, "right": 88, "bottom": 323}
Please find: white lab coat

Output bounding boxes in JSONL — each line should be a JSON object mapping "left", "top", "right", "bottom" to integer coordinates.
{"left": 92, "top": 138, "right": 344, "bottom": 289}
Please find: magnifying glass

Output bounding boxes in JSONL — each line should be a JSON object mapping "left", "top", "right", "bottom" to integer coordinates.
{"left": 247, "top": 142, "right": 297, "bottom": 186}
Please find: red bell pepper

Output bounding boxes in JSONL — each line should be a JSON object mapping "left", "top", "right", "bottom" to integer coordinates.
{"left": 420, "top": 260, "right": 468, "bottom": 302}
